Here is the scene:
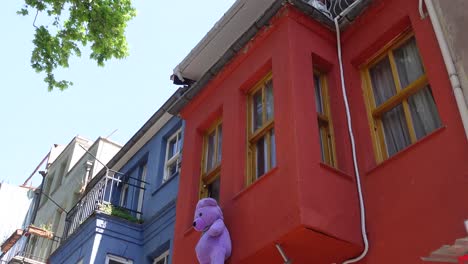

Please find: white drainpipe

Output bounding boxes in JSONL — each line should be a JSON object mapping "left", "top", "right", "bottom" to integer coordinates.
{"left": 326, "top": 0, "right": 468, "bottom": 263}
{"left": 423, "top": 0, "right": 468, "bottom": 140}
{"left": 332, "top": 1, "right": 369, "bottom": 263}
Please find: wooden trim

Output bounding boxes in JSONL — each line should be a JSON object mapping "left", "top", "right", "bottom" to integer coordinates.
{"left": 322, "top": 74, "right": 337, "bottom": 167}
{"left": 315, "top": 73, "right": 337, "bottom": 167}
{"left": 249, "top": 120, "right": 274, "bottom": 143}
{"left": 372, "top": 75, "right": 428, "bottom": 117}
{"left": 201, "top": 120, "right": 222, "bottom": 174}
{"left": 362, "top": 70, "right": 384, "bottom": 162}
{"left": 362, "top": 30, "right": 414, "bottom": 69}
{"left": 247, "top": 72, "right": 273, "bottom": 96}
{"left": 362, "top": 31, "right": 432, "bottom": 162}
{"left": 402, "top": 100, "right": 417, "bottom": 142}
{"left": 247, "top": 72, "right": 274, "bottom": 184}
{"left": 200, "top": 167, "right": 221, "bottom": 199}
{"left": 317, "top": 114, "right": 329, "bottom": 124}
{"left": 202, "top": 165, "right": 221, "bottom": 184}
{"left": 388, "top": 51, "right": 402, "bottom": 92}
{"left": 200, "top": 119, "right": 222, "bottom": 199}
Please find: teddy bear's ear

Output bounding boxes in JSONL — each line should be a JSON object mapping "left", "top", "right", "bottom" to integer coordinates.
{"left": 196, "top": 198, "right": 218, "bottom": 209}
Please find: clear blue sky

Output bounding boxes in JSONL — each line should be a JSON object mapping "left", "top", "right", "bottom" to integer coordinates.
{"left": 0, "top": 0, "right": 235, "bottom": 186}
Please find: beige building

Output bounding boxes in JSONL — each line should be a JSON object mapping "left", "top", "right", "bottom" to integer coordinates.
{"left": 25, "top": 136, "right": 121, "bottom": 262}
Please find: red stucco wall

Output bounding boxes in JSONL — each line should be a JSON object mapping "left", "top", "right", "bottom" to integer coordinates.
{"left": 340, "top": 0, "right": 468, "bottom": 263}
{"left": 172, "top": 0, "right": 468, "bottom": 263}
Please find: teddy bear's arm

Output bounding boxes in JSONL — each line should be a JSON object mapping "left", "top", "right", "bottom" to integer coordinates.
{"left": 207, "top": 219, "right": 225, "bottom": 237}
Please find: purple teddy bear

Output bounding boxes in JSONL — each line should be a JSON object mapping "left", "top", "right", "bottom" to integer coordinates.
{"left": 193, "top": 198, "right": 232, "bottom": 264}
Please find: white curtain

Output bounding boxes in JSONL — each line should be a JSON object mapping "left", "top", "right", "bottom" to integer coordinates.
{"left": 370, "top": 57, "right": 397, "bottom": 106}
{"left": 370, "top": 57, "right": 411, "bottom": 156}
{"left": 408, "top": 86, "right": 441, "bottom": 139}
{"left": 370, "top": 37, "right": 441, "bottom": 157}
{"left": 394, "top": 38, "right": 441, "bottom": 139}
{"left": 394, "top": 38, "right": 425, "bottom": 88}
{"left": 381, "top": 104, "right": 412, "bottom": 156}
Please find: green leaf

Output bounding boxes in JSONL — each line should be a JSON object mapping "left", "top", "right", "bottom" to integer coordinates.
{"left": 17, "top": 8, "right": 29, "bottom": 16}
{"left": 18, "top": 0, "right": 136, "bottom": 91}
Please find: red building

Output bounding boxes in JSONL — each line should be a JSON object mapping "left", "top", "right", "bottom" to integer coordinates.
{"left": 169, "top": 0, "right": 468, "bottom": 263}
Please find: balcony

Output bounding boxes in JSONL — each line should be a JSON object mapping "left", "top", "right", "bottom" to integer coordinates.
{"left": 301, "top": 0, "right": 358, "bottom": 18}
{"left": 61, "top": 170, "right": 146, "bottom": 243}
{"left": 8, "top": 251, "right": 47, "bottom": 264}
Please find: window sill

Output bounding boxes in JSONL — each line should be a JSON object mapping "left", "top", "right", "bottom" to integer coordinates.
{"left": 151, "top": 173, "right": 178, "bottom": 196}
{"left": 366, "top": 126, "right": 446, "bottom": 175}
{"left": 319, "top": 162, "right": 354, "bottom": 181}
{"left": 233, "top": 167, "right": 279, "bottom": 201}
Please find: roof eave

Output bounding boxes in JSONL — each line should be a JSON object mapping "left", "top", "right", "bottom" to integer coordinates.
{"left": 168, "top": 0, "right": 340, "bottom": 114}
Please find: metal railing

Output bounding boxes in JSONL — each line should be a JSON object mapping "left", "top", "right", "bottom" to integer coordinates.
{"left": 61, "top": 170, "right": 147, "bottom": 243}
{"left": 304, "top": 0, "right": 357, "bottom": 18}
{"left": 9, "top": 251, "right": 47, "bottom": 263}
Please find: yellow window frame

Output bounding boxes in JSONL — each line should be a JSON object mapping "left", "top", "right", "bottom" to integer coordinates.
{"left": 315, "top": 72, "right": 337, "bottom": 167}
{"left": 246, "top": 72, "right": 275, "bottom": 185}
{"left": 199, "top": 119, "right": 222, "bottom": 199}
{"left": 362, "top": 32, "right": 430, "bottom": 162}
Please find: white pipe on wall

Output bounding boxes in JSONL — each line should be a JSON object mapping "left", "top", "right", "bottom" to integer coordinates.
{"left": 333, "top": 0, "right": 468, "bottom": 263}
{"left": 334, "top": 16, "right": 369, "bottom": 264}
{"left": 329, "top": 1, "right": 370, "bottom": 263}
{"left": 424, "top": 0, "right": 468, "bottom": 140}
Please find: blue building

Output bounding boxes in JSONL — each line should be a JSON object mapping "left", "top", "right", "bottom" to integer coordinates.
{"left": 49, "top": 93, "right": 184, "bottom": 264}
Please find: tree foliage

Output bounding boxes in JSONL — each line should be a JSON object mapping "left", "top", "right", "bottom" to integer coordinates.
{"left": 18, "top": 0, "right": 136, "bottom": 91}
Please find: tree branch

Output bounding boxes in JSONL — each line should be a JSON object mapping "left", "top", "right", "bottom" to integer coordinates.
{"left": 33, "top": 9, "right": 39, "bottom": 29}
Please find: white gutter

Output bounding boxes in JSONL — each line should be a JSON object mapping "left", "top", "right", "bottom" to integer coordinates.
{"left": 423, "top": 0, "right": 468, "bottom": 140}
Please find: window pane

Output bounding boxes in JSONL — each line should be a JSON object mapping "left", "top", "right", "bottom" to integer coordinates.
{"left": 206, "top": 131, "right": 216, "bottom": 171}
{"left": 255, "top": 136, "right": 266, "bottom": 178}
{"left": 370, "top": 57, "right": 397, "bottom": 106}
{"left": 175, "top": 133, "right": 181, "bottom": 153}
{"left": 168, "top": 161, "right": 178, "bottom": 177}
{"left": 394, "top": 38, "right": 424, "bottom": 88}
{"left": 207, "top": 176, "right": 221, "bottom": 202}
{"left": 318, "top": 126, "right": 325, "bottom": 162}
{"left": 408, "top": 86, "right": 441, "bottom": 139}
{"left": 253, "top": 89, "right": 263, "bottom": 131}
{"left": 270, "top": 129, "right": 276, "bottom": 168}
{"left": 168, "top": 138, "right": 176, "bottom": 159}
{"left": 265, "top": 80, "right": 274, "bottom": 121}
{"left": 326, "top": 129, "right": 334, "bottom": 165}
{"left": 381, "top": 104, "right": 412, "bottom": 156}
{"left": 217, "top": 125, "right": 222, "bottom": 164}
{"left": 314, "top": 74, "right": 323, "bottom": 113}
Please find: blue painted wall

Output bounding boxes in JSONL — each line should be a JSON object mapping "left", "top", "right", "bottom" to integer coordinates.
{"left": 49, "top": 213, "right": 143, "bottom": 263}
{"left": 116, "top": 116, "right": 182, "bottom": 263}
{"left": 50, "top": 116, "right": 183, "bottom": 264}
